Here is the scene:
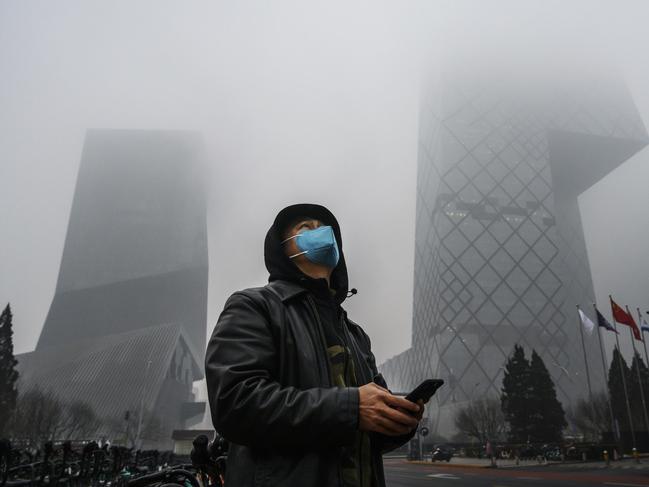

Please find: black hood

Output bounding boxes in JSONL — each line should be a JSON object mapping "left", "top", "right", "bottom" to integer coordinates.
{"left": 264, "top": 203, "right": 349, "bottom": 305}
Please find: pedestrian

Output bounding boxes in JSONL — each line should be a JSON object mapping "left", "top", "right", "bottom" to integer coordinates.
{"left": 205, "top": 203, "right": 427, "bottom": 487}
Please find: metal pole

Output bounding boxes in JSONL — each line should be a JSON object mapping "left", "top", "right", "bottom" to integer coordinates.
{"left": 594, "top": 303, "right": 618, "bottom": 444}
{"left": 611, "top": 295, "right": 636, "bottom": 450}
{"left": 135, "top": 358, "right": 153, "bottom": 450}
{"left": 627, "top": 304, "right": 649, "bottom": 447}
{"left": 419, "top": 430, "right": 423, "bottom": 461}
{"left": 576, "top": 305, "right": 594, "bottom": 405}
{"left": 124, "top": 411, "right": 131, "bottom": 447}
{"left": 639, "top": 308, "right": 649, "bottom": 446}
{"left": 638, "top": 308, "right": 649, "bottom": 386}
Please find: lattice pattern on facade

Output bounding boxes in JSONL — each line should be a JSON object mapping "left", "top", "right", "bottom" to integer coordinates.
{"left": 380, "top": 72, "right": 648, "bottom": 435}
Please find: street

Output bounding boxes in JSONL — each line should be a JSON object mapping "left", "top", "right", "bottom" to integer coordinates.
{"left": 384, "top": 457, "right": 649, "bottom": 486}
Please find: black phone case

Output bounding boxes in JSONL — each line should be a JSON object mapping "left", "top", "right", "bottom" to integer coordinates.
{"left": 405, "top": 379, "right": 444, "bottom": 403}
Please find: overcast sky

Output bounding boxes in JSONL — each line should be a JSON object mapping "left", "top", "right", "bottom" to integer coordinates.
{"left": 1, "top": 0, "right": 648, "bottom": 374}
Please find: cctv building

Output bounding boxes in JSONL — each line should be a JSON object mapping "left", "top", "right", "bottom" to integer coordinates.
{"left": 16, "top": 130, "right": 209, "bottom": 448}
{"left": 379, "top": 65, "right": 648, "bottom": 437}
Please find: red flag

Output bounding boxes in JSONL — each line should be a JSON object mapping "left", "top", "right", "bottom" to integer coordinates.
{"left": 611, "top": 298, "right": 641, "bottom": 341}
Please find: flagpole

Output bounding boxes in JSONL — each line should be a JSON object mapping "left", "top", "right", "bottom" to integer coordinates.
{"left": 627, "top": 304, "right": 649, "bottom": 441}
{"left": 638, "top": 308, "right": 649, "bottom": 382}
{"left": 577, "top": 304, "right": 594, "bottom": 405}
{"left": 638, "top": 307, "right": 649, "bottom": 446}
{"left": 611, "top": 295, "right": 636, "bottom": 450}
{"left": 594, "top": 303, "right": 618, "bottom": 443}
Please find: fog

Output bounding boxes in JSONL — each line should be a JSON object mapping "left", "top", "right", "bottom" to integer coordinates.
{"left": 1, "top": 0, "right": 648, "bottom": 374}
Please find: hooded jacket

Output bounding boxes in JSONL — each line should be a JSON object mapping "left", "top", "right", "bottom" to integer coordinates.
{"left": 204, "top": 203, "right": 416, "bottom": 487}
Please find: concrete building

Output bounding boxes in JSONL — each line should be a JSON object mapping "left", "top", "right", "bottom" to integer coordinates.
{"left": 17, "top": 129, "right": 209, "bottom": 448}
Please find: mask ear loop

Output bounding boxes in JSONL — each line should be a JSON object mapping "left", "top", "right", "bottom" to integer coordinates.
{"left": 281, "top": 234, "right": 299, "bottom": 245}
{"left": 288, "top": 250, "right": 308, "bottom": 259}
{"left": 281, "top": 233, "right": 307, "bottom": 259}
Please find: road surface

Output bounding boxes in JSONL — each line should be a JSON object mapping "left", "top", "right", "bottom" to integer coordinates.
{"left": 384, "top": 457, "right": 649, "bottom": 486}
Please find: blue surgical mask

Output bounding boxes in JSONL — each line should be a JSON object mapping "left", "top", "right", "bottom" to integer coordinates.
{"left": 281, "top": 225, "right": 340, "bottom": 268}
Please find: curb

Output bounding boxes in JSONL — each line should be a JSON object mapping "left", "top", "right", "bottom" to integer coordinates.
{"left": 404, "top": 459, "right": 562, "bottom": 469}
{"left": 405, "top": 460, "right": 493, "bottom": 469}
{"left": 405, "top": 459, "right": 649, "bottom": 470}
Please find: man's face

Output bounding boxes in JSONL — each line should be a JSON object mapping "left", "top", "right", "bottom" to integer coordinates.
{"left": 282, "top": 217, "right": 324, "bottom": 262}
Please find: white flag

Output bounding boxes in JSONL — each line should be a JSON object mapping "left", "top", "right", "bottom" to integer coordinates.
{"left": 641, "top": 318, "right": 649, "bottom": 334}
{"left": 578, "top": 308, "right": 595, "bottom": 335}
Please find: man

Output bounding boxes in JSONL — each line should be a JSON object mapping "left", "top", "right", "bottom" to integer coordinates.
{"left": 205, "top": 203, "right": 426, "bottom": 487}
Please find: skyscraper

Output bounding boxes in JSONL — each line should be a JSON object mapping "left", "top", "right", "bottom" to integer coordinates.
{"left": 17, "top": 129, "right": 209, "bottom": 447}
{"left": 380, "top": 65, "right": 648, "bottom": 437}
{"left": 37, "top": 129, "right": 208, "bottom": 355}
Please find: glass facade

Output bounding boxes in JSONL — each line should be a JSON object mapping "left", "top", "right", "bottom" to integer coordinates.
{"left": 18, "top": 130, "right": 210, "bottom": 447}
{"left": 380, "top": 71, "right": 648, "bottom": 436}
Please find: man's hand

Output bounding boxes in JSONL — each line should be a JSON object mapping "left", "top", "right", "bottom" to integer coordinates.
{"left": 358, "top": 383, "right": 423, "bottom": 436}
{"left": 411, "top": 398, "right": 425, "bottom": 422}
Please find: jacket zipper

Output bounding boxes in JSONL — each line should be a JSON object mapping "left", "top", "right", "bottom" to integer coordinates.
{"left": 341, "top": 312, "right": 370, "bottom": 384}
{"left": 336, "top": 314, "right": 350, "bottom": 384}
{"left": 306, "top": 294, "right": 345, "bottom": 486}
{"left": 340, "top": 312, "right": 371, "bottom": 487}
{"left": 306, "top": 294, "right": 333, "bottom": 387}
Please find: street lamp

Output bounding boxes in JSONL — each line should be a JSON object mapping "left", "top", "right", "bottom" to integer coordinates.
{"left": 134, "top": 359, "right": 152, "bottom": 450}
{"left": 469, "top": 382, "right": 481, "bottom": 402}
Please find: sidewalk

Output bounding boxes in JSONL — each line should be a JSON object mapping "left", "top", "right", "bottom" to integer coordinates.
{"left": 404, "top": 455, "right": 649, "bottom": 470}
{"left": 550, "top": 456, "right": 649, "bottom": 471}
{"left": 405, "top": 456, "right": 547, "bottom": 469}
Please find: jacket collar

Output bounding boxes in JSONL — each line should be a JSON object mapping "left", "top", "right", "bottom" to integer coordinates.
{"left": 267, "top": 279, "right": 309, "bottom": 302}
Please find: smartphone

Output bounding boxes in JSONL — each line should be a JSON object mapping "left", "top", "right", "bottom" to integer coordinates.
{"left": 404, "top": 379, "right": 444, "bottom": 404}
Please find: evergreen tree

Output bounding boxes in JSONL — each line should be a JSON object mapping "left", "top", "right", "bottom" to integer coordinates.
{"left": 0, "top": 303, "right": 19, "bottom": 437}
{"left": 628, "top": 352, "right": 649, "bottom": 429}
{"left": 608, "top": 347, "right": 632, "bottom": 434}
{"left": 501, "top": 344, "right": 531, "bottom": 442}
{"left": 528, "top": 349, "right": 566, "bottom": 442}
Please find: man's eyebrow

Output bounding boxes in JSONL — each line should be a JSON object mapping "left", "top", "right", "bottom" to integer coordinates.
{"left": 295, "top": 218, "right": 317, "bottom": 226}
{"left": 282, "top": 218, "right": 313, "bottom": 238}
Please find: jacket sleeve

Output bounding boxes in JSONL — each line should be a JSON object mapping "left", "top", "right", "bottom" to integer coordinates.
{"left": 205, "top": 291, "right": 359, "bottom": 448}
{"left": 357, "top": 328, "right": 417, "bottom": 454}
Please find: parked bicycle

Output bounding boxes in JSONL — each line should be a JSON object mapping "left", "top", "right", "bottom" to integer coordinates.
{"left": 0, "top": 436, "right": 226, "bottom": 487}
{"left": 124, "top": 433, "right": 228, "bottom": 487}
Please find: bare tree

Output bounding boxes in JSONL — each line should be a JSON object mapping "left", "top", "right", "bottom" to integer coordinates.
{"left": 104, "top": 407, "right": 170, "bottom": 449}
{"left": 10, "top": 386, "right": 100, "bottom": 445}
{"left": 566, "top": 391, "right": 610, "bottom": 442}
{"left": 454, "top": 397, "right": 506, "bottom": 443}
{"left": 10, "top": 387, "right": 64, "bottom": 446}
{"left": 59, "top": 400, "right": 100, "bottom": 440}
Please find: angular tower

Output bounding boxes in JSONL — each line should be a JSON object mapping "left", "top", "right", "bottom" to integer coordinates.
{"left": 37, "top": 129, "right": 208, "bottom": 355}
{"left": 380, "top": 65, "right": 648, "bottom": 437}
{"left": 17, "top": 129, "right": 209, "bottom": 447}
